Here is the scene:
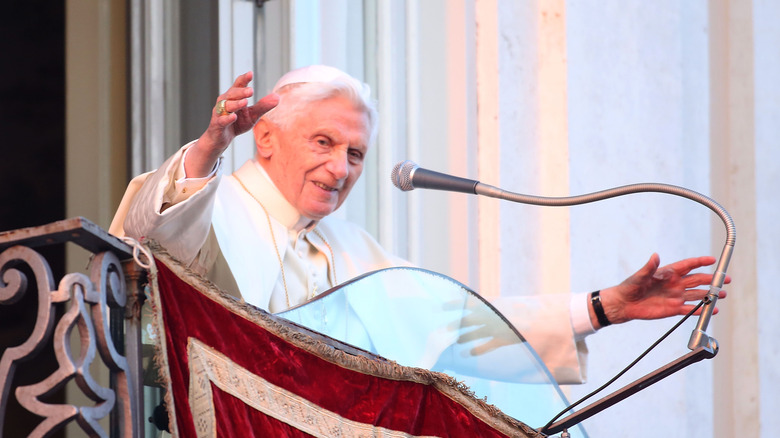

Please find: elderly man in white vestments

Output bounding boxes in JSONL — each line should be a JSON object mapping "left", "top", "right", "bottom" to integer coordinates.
{"left": 112, "top": 65, "right": 727, "bottom": 384}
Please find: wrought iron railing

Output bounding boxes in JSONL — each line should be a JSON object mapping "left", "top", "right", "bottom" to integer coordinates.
{"left": 1, "top": 218, "right": 147, "bottom": 438}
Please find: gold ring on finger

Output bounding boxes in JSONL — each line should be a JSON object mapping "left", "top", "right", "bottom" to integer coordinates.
{"left": 216, "top": 99, "right": 230, "bottom": 116}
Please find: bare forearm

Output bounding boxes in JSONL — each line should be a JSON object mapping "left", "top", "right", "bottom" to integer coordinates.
{"left": 184, "top": 138, "right": 224, "bottom": 178}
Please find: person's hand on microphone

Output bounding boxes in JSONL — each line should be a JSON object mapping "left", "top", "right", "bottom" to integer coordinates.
{"left": 593, "top": 254, "right": 730, "bottom": 329}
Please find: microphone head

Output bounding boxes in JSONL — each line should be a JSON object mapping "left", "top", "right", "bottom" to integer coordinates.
{"left": 391, "top": 161, "right": 403, "bottom": 189}
{"left": 390, "top": 160, "right": 418, "bottom": 191}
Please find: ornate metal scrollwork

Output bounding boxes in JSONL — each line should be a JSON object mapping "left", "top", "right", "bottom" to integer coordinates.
{"left": 0, "top": 245, "right": 60, "bottom": 434}
{"left": 16, "top": 271, "right": 115, "bottom": 436}
{"left": 1, "top": 245, "right": 141, "bottom": 437}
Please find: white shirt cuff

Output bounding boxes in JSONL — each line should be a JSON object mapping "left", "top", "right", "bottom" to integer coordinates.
{"left": 167, "top": 143, "right": 221, "bottom": 206}
{"left": 570, "top": 291, "right": 597, "bottom": 341}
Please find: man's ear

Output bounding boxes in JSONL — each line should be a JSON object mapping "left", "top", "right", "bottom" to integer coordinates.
{"left": 253, "top": 119, "right": 275, "bottom": 159}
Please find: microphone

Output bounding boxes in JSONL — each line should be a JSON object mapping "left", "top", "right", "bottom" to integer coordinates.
{"left": 390, "top": 158, "right": 736, "bottom": 434}
{"left": 390, "top": 160, "right": 479, "bottom": 194}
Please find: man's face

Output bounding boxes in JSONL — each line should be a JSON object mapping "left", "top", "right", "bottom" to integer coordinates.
{"left": 260, "top": 96, "right": 370, "bottom": 221}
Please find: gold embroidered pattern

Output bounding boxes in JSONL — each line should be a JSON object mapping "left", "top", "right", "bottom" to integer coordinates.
{"left": 187, "top": 338, "right": 439, "bottom": 438}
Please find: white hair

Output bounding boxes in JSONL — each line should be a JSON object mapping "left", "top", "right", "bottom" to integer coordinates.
{"left": 261, "top": 65, "right": 378, "bottom": 143}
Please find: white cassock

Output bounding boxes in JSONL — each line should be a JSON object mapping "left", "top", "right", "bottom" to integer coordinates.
{"left": 111, "top": 143, "right": 594, "bottom": 384}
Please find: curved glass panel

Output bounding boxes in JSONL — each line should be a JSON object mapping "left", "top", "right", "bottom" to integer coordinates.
{"left": 279, "top": 267, "right": 586, "bottom": 436}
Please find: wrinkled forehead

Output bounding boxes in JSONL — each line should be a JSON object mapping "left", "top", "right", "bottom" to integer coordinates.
{"left": 265, "top": 84, "right": 376, "bottom": 141}
{"left": 262, "top": 66, "right": 378, "bottom": 142}
{"left": 284, "top": 93, "right": 372, "bottom": 139}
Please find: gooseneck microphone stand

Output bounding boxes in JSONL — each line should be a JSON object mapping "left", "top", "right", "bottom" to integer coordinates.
{"left": 391, "top": 161, "right": 735, "bottom": 436}
{"left": 473, "top": 181, "right": 734, "bottom": 351}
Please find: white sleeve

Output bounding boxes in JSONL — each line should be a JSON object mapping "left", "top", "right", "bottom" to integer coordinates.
{"left": 120, "top": 142, "right": 223, "bottom": 266}
{"left": 490, "top": 294, "right": 589, "bottom": 384}
{"left": 570, "top": 292, "right": 597, "bottom": 342}
{"left": 166, "top": 144, "right": 220, "bottom": 205}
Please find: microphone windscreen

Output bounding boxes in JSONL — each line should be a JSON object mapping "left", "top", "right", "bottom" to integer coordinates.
{"left": 391, "top": 160, "right": 417, "bottom": 191}
{"left": 391, "top": 161, "right": 403, "bottom": 189}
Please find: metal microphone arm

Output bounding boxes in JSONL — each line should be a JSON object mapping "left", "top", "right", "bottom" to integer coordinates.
{"left": 474, "top": 181, "right": 735, "bottom": 351}
{"left": 392, "top": 161, "right": 736, "bottom": 433}
{"left": 474, "top": 181, "right": 734, "bottom": 435}
{"left": 391, "top": 160, "right": 734, "bottom": 349}
{"left": 393, "top": 162, "right": 736, "bottom": 433}
{"left": 541, "top": 345, "right": 717, "bottom": 435}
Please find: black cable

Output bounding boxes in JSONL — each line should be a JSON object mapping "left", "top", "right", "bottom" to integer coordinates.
{"left": 541, "top": 297, "right": 709, "bottom": 433}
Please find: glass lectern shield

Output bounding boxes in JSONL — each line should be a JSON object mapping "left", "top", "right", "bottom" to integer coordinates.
{"left": 279, "top": 267, "right": 586, "bottom": 437}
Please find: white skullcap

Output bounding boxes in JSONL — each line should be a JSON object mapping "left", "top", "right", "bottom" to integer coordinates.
{"left": 272, "top": 65, "right": 358, "bottom": 93}
{"left": 265, "top": 65, "right": 377, "bottom": 141}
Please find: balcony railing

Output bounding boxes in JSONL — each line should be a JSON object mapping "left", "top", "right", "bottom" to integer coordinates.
{"left": 1, "top": 217, "right": 147, "bottom": 438}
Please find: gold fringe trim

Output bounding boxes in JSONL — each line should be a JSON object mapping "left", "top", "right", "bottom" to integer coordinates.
{"left": 144, "top": 241, "right": 545, "bottom": 438}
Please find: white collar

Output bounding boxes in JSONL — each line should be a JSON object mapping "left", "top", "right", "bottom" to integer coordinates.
{"left": 231, "top": 158, "right": 316, "bottom": 233}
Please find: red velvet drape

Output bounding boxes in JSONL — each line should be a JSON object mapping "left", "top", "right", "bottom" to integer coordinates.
{"left": 153, "top": 259, "right": 515, "bottom": 437}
